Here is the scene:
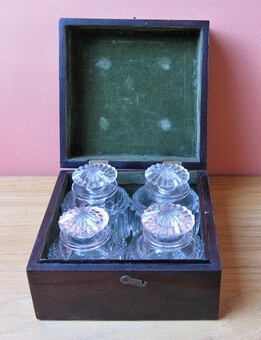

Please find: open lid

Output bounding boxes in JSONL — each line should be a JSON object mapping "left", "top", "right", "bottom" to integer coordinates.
{"left": 59, "top": 19, "right": 209, "bottom": 170}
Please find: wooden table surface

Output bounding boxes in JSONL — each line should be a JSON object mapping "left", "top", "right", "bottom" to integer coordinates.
{"left": 0, "top": 176, "right": 261, "bottom": 340}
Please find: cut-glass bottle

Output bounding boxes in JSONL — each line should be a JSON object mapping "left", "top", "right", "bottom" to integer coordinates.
{"left": 128, "top": 203, "right": 204, "bottom": 260}
{"left": 48, "top": 206, "right": 127, "bottom": 260}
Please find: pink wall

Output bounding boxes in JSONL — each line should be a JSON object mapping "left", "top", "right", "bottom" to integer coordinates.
{"left": 1, "top": 0, "right": 261, "bottom": 175}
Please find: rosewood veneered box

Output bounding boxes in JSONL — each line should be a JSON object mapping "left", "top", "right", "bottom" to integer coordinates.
{"left": 27, "top": 18, "right": 221, "bottom": 320}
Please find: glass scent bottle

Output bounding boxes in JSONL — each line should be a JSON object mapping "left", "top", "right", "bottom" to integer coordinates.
{"left": 128, "top": 203, "right": 204, "bottom": 260}
{"left": 131, "top": 163, "right": 200, "bottom": 236}
{"left": 61, "top": 162, "right": 131, "bottom": 239}
{"left": 48, "top": 206, "right": 127, "bottom": 260}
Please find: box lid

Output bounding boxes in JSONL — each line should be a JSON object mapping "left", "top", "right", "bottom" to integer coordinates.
{"left": 59, "top": 19, "right": 209, "bottom": 170}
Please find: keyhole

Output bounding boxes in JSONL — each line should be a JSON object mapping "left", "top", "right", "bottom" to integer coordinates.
{"left": 120, "top": 275, "right": 148, "bottom": 287}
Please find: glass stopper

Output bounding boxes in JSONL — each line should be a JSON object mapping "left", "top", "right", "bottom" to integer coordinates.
{"left": 141, "top": 203, "right": 195, "bottom": 240}
{"left": 58, "top": 205, "right": 109, "bottom": 239}
{"left": 72, "top": 163, "right": 117, "bottom": 192}
{"left": 145, "top": 163, "right": 189, "bottom": 193}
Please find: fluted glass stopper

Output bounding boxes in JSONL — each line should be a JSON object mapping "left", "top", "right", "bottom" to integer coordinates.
{"left": 48, "top": 205, "right": 128, "bottom": 260}
{"left": 141, "top": 203, "right": 195, "bottom": 246}
{"left": 145, "top": 163, "right": 190, "bottom": 199}
{"left": 72, "top": 163, "right": 117, "bottom": 194}
{"left": 146, "top": 163, "right": 189, "bottom": 190}
{"left": 59, "top": 206, "right": 109, "bottom": 249}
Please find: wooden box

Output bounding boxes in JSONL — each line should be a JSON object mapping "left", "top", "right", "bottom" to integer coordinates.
{"left": 27, "top": 19, "right": 221, "bottom": 320}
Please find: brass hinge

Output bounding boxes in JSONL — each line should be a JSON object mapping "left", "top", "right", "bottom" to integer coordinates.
{"left": 89, "top": 160, "right": 109, "bottom": 164}
{"left": 162, "top": 160, "right": 182, "bottom": 165}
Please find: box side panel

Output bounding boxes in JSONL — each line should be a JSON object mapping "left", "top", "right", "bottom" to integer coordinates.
{"left": 201, "top": 172, "right": 221, "bottom": 267}
{"left": 27, "top": 269, "right": 220, "bottom": 320}
{"left": 27, "top": 171, "right": 69, "bottom": 265}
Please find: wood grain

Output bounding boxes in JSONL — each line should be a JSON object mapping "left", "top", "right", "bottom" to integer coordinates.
{"left": 1, "top": 177, "right": 261, "bottom": 339}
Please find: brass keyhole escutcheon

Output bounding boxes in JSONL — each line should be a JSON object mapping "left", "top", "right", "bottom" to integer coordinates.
{"left": 120, "top": 275, "right": 148, "bottom": 287}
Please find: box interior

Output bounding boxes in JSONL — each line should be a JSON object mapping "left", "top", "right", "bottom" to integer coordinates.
{"left": 40, "top": 170, "right": 207, "bottom": 263}
{"left": 65, "top": 25, "right": 203, "bottom": 163}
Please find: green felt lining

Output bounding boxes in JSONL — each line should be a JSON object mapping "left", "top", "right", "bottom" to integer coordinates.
{"left": 66, "top": 25, "right": 203, "bottom": 162}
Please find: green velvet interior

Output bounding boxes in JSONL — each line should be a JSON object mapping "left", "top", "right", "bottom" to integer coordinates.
{"left": 66, "top": 26, "right": 203, "bottom": 162}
